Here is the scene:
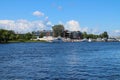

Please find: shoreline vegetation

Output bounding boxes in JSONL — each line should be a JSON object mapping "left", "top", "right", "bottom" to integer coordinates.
{"left": 6, "top": 39, "right": 120, "bottom": 43}
{"left": 8, "top": 40, "right": 47, "bottom": 43}
{"left": 0, "top": 40, "right": 47, "bottom": 44}
{"left": 4, "top": 39, "right": 120, "bottom": 43}
{"left": 0, "top": 24, "right": 120, "bottom": 43}
{"left": 0, "top": 29, "right": 47, "bottom": 43}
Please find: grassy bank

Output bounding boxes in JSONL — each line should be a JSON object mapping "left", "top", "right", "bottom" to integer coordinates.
{"left": 8, "top": 40, "right": 47, "bottom": 43}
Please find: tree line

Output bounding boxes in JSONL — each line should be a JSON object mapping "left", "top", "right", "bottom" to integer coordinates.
{"left": 82, "top": 31, "right": 109, "bottom": 39}
{"left": 0, "top": 29, "right": 34, "bottom": 43}
{"left": 0, "top": 24, "right": 109, "bottom": 43}
{"left": 52, "top": 24, "right": 109, "bottom": 39}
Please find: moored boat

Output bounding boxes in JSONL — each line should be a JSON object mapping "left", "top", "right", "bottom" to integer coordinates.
{"left": 52, "top": 37, "right": 64, "bottom": 42}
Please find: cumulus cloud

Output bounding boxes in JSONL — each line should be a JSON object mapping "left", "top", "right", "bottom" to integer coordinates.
{"left": 0, "top": 18, "right": 101, "bottom": 35}
{"left": 65, "top": 20, "right": 81, "bottom": 31}
{"left": 110, "top": 30, "right": 120, "bottom": 37}
{"left": 33, "top": 11, "right": 44, "bottom": 17}
{"left": 0, "top": 10, "right": 52, "bottom": 33}
{"left": 114, "top": 30, "right": 120, "bottom": 34}
{"left": 0, "top": 19, "right": 52, "bottom": 33}
{"left": 64, "top": 20, "right": 101, "bottom": 35}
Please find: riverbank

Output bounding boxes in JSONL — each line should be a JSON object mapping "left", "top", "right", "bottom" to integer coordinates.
{"left": 7, "top": 40, "right": 47, "bottom": 43}
{"left": 0, "top": 38, "right": 120, "bottom": 44}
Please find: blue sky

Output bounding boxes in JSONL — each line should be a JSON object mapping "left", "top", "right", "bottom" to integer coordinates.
{"left": 0, "top": 0, "right": 120, "bottom": 36}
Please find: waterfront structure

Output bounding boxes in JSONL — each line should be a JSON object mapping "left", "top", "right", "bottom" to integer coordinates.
{"left": 63, "top": 30, "right": 82, "bottom": 39}
{"left": 33, "top": 30, "right": 53, "bottom": 39}
{"left": 39, "top": 36, "right": 54, "bottom": 42}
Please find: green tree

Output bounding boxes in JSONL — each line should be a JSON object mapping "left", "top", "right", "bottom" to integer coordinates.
{"left": 25, "top": 32, "right": 32, "bottom": 40}
{"left": 31, "top": 31, "right": 37, "bottom": 39}
{"left": 82, "top": 32, "right": 88, "bottom": 39}
{"left": 52, "top": 24, "right": 64, "bottom": 37}
{"left": 8, "top": 30, "right": 16, "bottom": 40}
{"left": 0, "top": 29, "right": 11, "bottom": 43}
{"left": 100, "top": 31, "right": 109, "bottom": 39}
{"left": 86, "top": 33, "right": 99, "bottom": 39}
{"left": 103, "top": 31, "right": 109, "bottom": 38}
{"left": 16, "top": 34, "right": 20, "bottom": 40}
{"left": 39, "top": 32, "right": 44, "bottom": 38}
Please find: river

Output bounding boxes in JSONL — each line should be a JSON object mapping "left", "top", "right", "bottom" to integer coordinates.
{"left": 0, "top": 42, "right": 120, "bottom": 80}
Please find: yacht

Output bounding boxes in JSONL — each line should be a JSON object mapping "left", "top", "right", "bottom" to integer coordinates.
{"left": 52, "top": 37, "right": 63, "bottom": 42}
{"left": 81, "top": 38, "right": 88, "bottom": 42}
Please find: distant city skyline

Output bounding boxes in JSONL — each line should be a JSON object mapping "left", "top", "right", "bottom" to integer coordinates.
{"left": 0, "top": 0, "right": 120, "bottom": 36}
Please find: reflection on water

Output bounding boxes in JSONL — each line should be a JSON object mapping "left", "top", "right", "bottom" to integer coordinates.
{"left": 0, "top": 42, "right": 120, "bottom": 80}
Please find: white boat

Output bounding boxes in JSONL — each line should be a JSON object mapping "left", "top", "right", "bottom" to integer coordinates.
{"left": 81, "top": 38, "right": 88, "bottom": 42}
{"left": 88, "top": 38, "right": 92, "bottom": 42}
{"left": 52, "top": 37, "right": 63, "bottom": 43}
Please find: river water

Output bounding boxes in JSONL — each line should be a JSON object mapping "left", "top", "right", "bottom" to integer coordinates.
{"left": 0, "top": 42, "right": 120, "bottom": 80}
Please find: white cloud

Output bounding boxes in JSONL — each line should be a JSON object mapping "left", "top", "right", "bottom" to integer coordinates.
{"left": 33, "top": 11, "right": 44, "bottom": 17}
{"left": 110, "top": 30, "right": 120, "bottom": 37}
{"left": 64, "top": 20, "right": 101, "bottom": 35}
{"left": 0, "top": 20, "right": 15, "bottom": 30}
{"left": 46, "top": 21, "right": 52, "bottom": 26}
{"left": 0, "top": 19, "right": 104, "bottom": 36}
{"left": 0, "top": 20, "right": 14, "bottom": 24}
{"left": 114, "top": 30, "right": 120, "bottom": 33}
{"left": 65, "top": 20, "right": 81, "bottom": 31}
{"left": 0, "top": 10, "right": 52, "bottom": 33}
{"left": 0, "top": 19, "right": 52, "bottom": 33}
